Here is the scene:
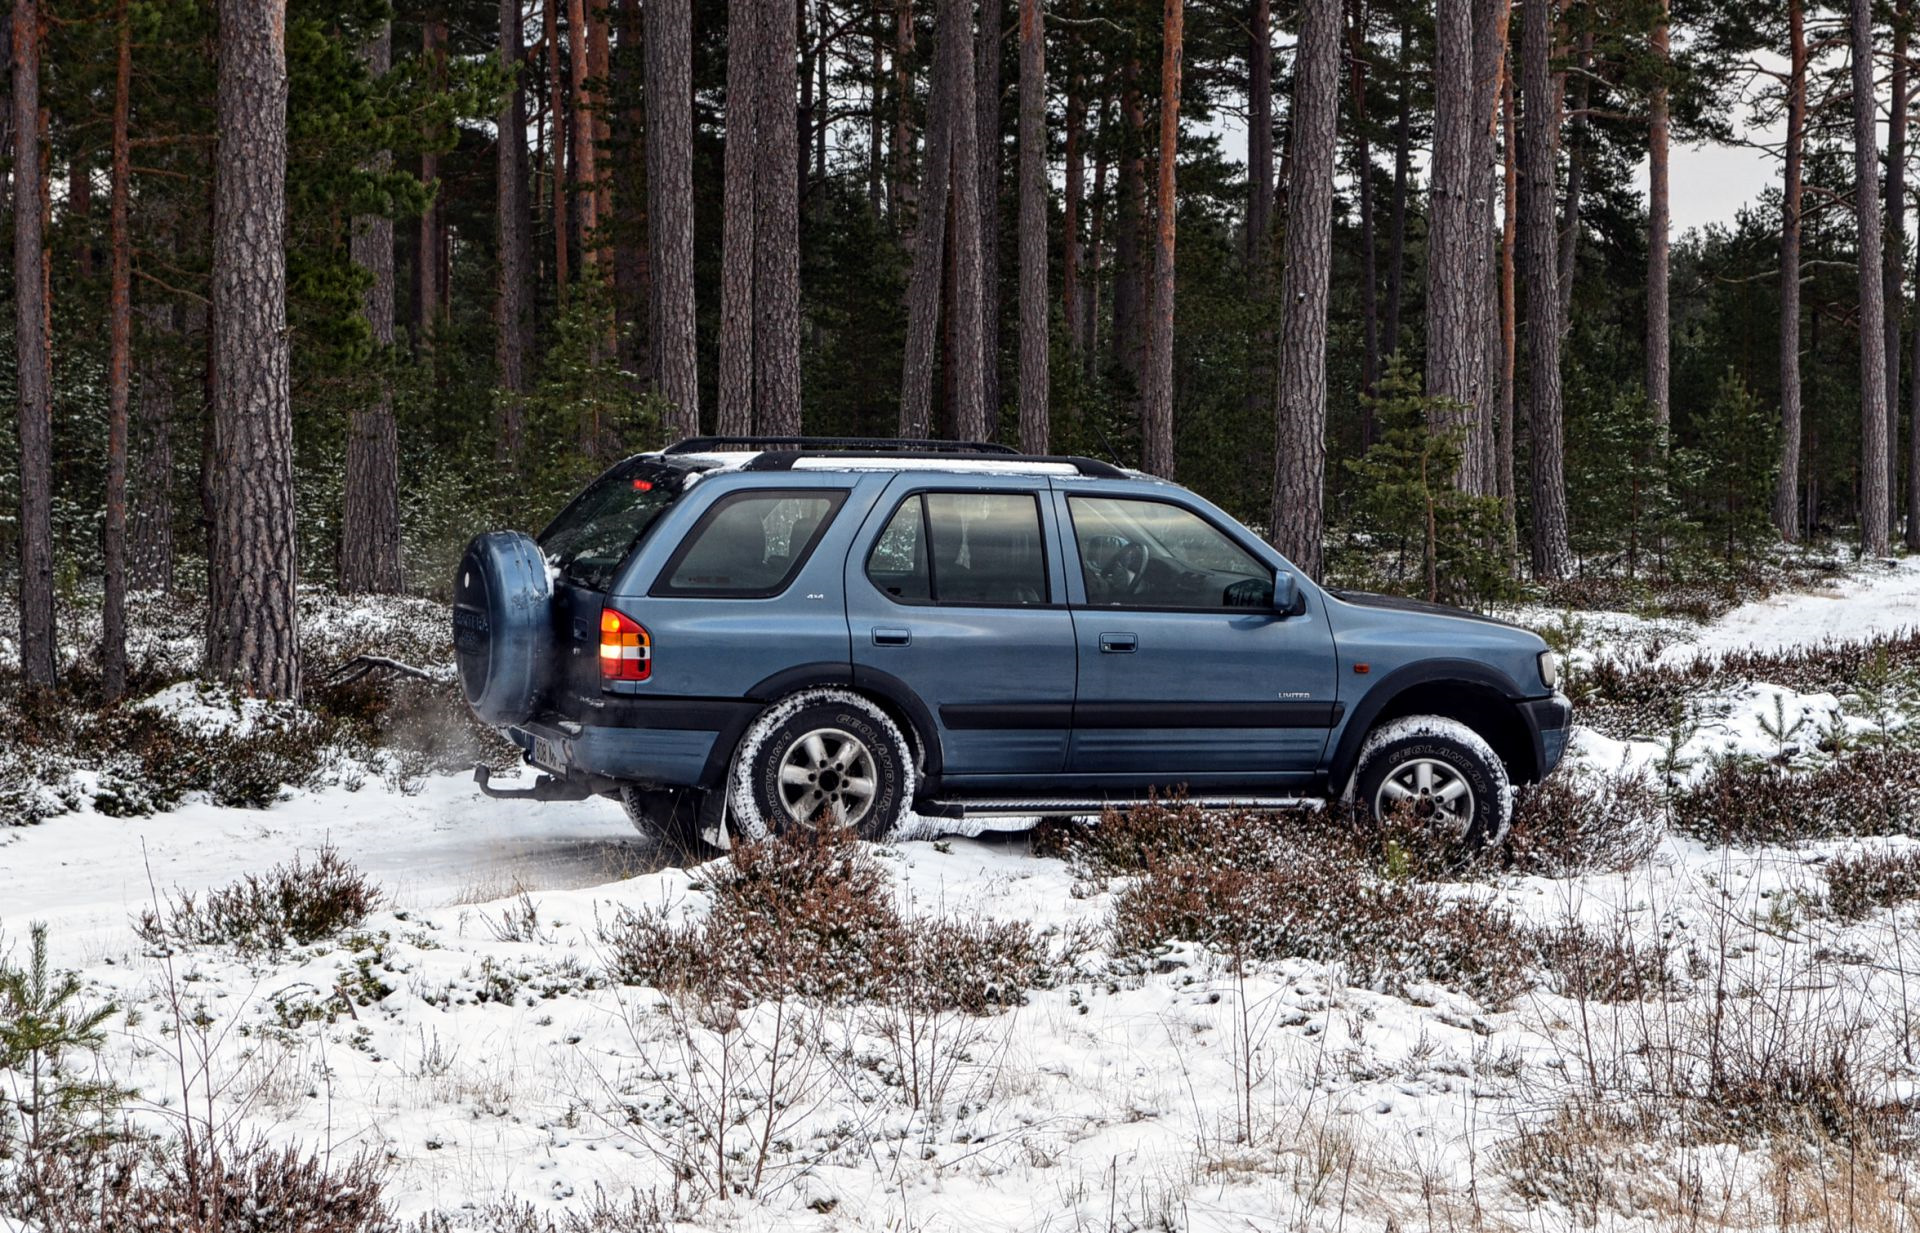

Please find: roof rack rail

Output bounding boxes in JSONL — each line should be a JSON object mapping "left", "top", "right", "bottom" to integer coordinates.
{"left": 664, "top": 435, "right": 1020, "bottom": 456}
{"left": 742, "top": 448, "right": 1130, "bottom": 480}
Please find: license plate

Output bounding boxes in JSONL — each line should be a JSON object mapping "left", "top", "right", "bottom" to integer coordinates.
{"left": 531, "top": 735, "right": 567, "bottom": 774}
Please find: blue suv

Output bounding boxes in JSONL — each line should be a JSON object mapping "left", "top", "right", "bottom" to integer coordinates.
{"left": 455, "top": 438, "right": 1571, "bottom": 854}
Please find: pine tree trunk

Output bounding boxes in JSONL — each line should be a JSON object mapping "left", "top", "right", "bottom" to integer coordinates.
{"left": 718, "top": 0, "right": 759, "bottom": 433}
{"left": 343, "top": 23, "right": 403, "bottom": 596}
{"left": 547, "top": 0, "right": 570, "bottom": 297}
{"left": 590, "top": 0, "right": 614, "bottom": 272}
{"left": 1017, "top": 0, "right": 1048, "bottom": 452}
{"left": 131, "top": 301, "right": 176, "bottom": 595}
{"left": 1063, "top": 44, "right": 1085, "bottom": 358}
{"left": 1557, "top": 29, "right": 1591, "bottom": 328}
{"left": 1647, "top": 0, "right": 1671, "bottom": 428}
{"left": 1139, "top": 0, "right": 1182, "bottom": 478}
{"left": 1084, "top": 114, "right": 1107, "bottom": 369}
{"left": 1248, "top": 0, "right": 1274, "bottom": 276}
{"left": 753, "top": 0, "right": 802, "bottom": 433}
{"left": 103, "top": 0, "right": 133, "bottom": 701}
{"left": 1468, "top": 0, "right": 1510, "bottom": 490}
{"left": 1853, "top": 0, "right": 1892, "bottom": 555}
{"left": 1887, "top": 0, "right": 1908, "bottom": 520}
{"left": 567, "top": 0, "right": 599, "bottom": 274}
{"left": 1426, "top": 0, "right": 1480, "bottom": 489}
{"left": 1499, "top": 68, "right": 1519, "bottom": 556}
{"left": 1115, "top": 66, "right": 1147, "bottom": 384}
{"left": 891, "top": 0, "right": 916, "bottom": 221}
{"left": 648, "top": 0, "right": 700, "bottom": 436}
{"left": 946, "top": 0, "right": 988, "bottom": 440}
{"left": 1776, "top": 0, "right": 1806, "bottom": 539}
{"left": 11, "top": 0, "right": 55, "bottom": 689}
{"left": 1347, "top": 0, "right": 1377, "bottom": 402}
{"left": 208, "top": 0, "right": 301, "bottom": 698}
{"left": 1271, "top": 0, "right": 1338, "bottom": 578}
{"left": 1522, "top": 0, "right": 1571, "bottom": 577}
{"left": 418, "top": 19, "right": 446, "bottom": 344}
{"left": 899, "top": 21, "right": 955, "bottom": 438}
{"left": 497, "top": 0, "right": 533, "bottom": 461}
{"left": 614, "top": 0, "right": 648, "bottom": 376}
{"left": 1383, "top": 11, "right": 1411, "bottom": 358}
{"left": 976, "top": 0, "right": 1004, "bottom": 426}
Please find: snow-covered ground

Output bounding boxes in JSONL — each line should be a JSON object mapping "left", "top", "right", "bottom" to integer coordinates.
{"left": 4, "top": 560, "right": 1920, "bottom": 1231}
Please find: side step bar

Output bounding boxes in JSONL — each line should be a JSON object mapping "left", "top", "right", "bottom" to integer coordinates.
{"left": 912, "top": 796, "right": 1325, "bottom": 819}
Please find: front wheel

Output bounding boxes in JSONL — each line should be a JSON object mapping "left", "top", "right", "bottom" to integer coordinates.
{"left": 1350, "top": 715, "right": 1512, "bottom": 856}
{"left": 726, "top": 689, "right": 916, "bottom": 842}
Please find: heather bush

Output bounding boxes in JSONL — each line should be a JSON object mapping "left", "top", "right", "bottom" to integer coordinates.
{"left": 1506, "top": 771, "right": 1667, "bottom": 876}
{"left": 137, "top": 844, "right": 382, "bottom": 956}
{"left": 1670, "top": 748, "right": 1920, "bottom": 845}
{"left": 603, "top": 828, "right": 1055, "bottom": 1011}
{"left": 1823, "top": 847, "right": 1920, "bottom": 921}
{"left": 1106, "top": 852, "right": 1542, "bottom": 1007}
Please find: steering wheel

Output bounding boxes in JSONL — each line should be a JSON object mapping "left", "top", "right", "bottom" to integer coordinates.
{"left": 1098, "top": 540, "right": 1151, "bottom": 597}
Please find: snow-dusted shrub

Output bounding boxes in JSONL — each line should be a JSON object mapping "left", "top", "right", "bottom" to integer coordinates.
{"left": 1033, "top": 799, "right": 1324, "bottom": 883}
{"left": 1533, "top": 920, "right": 1676, "bottom": 1003}
{"left": 1671, "top": 748, "right": 1920, "bottom": 844}
{"left": 49, "top": 1137, "right": 397, "bottom": 1233}
{"left": 1506, "top": 770, "right": 1666, "bottom": 876}
{"left": 1823, "top": 847, "right": 1920, "bottom": 922}
{"left": 136, "top": 844, "right": 381, "bottom": 956}
{"left": 408, "top": 1189, "right": 668, "bottom": 1232}
{"left": 1109, "top": 853, "right": 1541, "bottom": 1007}
{"left": 603, "top": 828, "right": 1053, "bottom": 1011}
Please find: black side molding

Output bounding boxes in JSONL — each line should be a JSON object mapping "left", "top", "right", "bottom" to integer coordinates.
{"left": 939, "top": 701, "right": 1344, "bottom": 730}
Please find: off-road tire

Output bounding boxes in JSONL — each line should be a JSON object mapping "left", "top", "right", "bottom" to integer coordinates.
{"left": 1350, "top": 715, "right": 1512, "bottom": 856}
{"left": 618, "top": 786, "right": 723, "bottom": 861}
{"left": 727, "top": 689, "right": 914, "bottom": 842}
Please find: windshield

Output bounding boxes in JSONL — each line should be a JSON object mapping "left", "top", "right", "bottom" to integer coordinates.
{"left": 538, "top": 459, "right": 688, "bottom": 590}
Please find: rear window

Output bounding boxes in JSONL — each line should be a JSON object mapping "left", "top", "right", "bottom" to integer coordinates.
{"left": 655, "top": 489, "right": 848, "bottom": 597}
{"left": 539, "top": 460, "right": 687, "bottom": 590}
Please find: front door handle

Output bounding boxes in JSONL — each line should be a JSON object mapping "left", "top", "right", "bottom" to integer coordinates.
{"left": 872, "top": 627, "right": 912, "bottom": 647}
{"left": 1099, "top": 632, "right": 1138, "bottom": 653}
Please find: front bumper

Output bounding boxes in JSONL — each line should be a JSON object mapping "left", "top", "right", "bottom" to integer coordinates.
{"left": 1521, "top": 692, "right": 1575, "bottom": 777}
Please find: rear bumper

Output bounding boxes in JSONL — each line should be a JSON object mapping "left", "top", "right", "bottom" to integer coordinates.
{"left": 1521, "top": 692, "right": 1575, "bottom": 778}
{"left": 510, "top": 703, "right": 745, "bottom": 789}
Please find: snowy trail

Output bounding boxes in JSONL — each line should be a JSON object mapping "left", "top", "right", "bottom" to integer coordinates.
{"left": 1656, "top": 554, "right": 1920, "bottom": 662}
{"left": 0, "top": 773, "right": 649, "bottom": 965}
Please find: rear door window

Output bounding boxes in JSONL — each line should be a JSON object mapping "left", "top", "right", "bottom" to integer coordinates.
{"left": 656, "top": 490, "right": 848, "bottom": 597}
{"left": 866, "top": 492, "right": 1049, "bottom": 606}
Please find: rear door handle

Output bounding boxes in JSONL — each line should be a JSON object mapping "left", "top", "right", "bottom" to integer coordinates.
{"left": 1099, "top": 632, "right": 1138, "bottom": 653}
{"left": 872, "top": 627, "right": 912, "bottom": 647}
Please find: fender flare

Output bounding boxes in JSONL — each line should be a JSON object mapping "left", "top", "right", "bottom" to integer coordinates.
{"left": 1325, "top": 658, "right": 1538, "bottom": 790}
{"left": 695, "top": 662, "right": 944, "bottom": 787}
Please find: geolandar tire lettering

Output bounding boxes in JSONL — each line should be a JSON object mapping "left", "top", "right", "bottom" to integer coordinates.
{"left": 1350, "top": 714, "right": 1513, "bottom": 856}
{"left": 727, "top": 688, "right": 916, "bottom": 842}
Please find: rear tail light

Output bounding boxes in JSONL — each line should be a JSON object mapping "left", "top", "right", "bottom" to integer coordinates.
{"left": 599, "top": 607, "right": 651, "bottom": 683}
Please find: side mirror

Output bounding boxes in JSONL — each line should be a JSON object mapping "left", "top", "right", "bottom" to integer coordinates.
{"left": 1273, "top": 571, "right": 1303, "bottom": 616}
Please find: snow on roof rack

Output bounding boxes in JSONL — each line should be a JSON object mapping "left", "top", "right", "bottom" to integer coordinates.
{"left": 658, "top": 435, "right": 1131, "bottom": 479}
{"left": 663, "top": 435, "right": 1019, "bottom": 456}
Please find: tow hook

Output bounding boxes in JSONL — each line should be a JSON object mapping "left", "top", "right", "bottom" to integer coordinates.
{"left": 472, "top": 763, "right": 593, "bottom": 802}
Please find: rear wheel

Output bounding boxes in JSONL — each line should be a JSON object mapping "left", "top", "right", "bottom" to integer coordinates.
{"left": 727, "top": 689, "right": 915, "bottom": 842}
{"left": 618, "top": 786, "right": 723, "bottom": 860}
{"left": 1351, "top": 715, "right": 1512, "bottom": 856}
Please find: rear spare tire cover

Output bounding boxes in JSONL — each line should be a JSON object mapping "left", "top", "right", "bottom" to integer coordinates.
{"left": 453, "top": 531, "right": 555, "bottom": 727}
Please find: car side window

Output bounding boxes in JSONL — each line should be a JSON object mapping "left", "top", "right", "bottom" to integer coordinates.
{"left": 657, "top": 490, "right": 846, "bottom": 597}
{"left": 866, "top": 495, "right": 932, "bottom": 601}
{"left": 1068, "top": 495, "right": 1273, "bottom": 610}
{"left": 866, "top": 491, "right": 1050, "bottom": 606}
